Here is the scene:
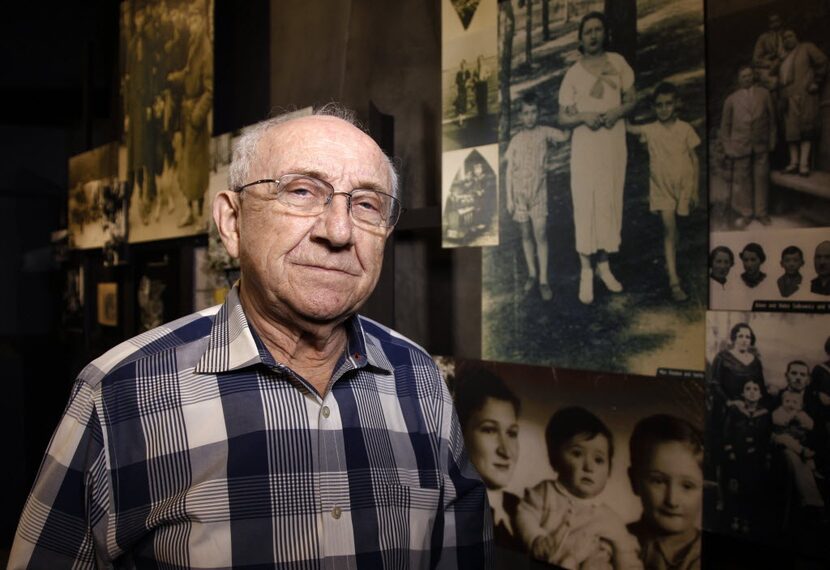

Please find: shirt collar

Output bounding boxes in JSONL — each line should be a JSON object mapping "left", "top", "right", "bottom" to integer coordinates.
{"left": 195, "top": 284, "right": 390, "bottom": 376}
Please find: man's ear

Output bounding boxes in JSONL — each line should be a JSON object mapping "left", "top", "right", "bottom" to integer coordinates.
{"left": 213, "top": 191, "right": 241, "bottom": 259}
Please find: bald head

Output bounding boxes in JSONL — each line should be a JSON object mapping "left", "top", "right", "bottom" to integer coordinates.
{"left": 228, "top": 105, "right": 399, "bottom": 199}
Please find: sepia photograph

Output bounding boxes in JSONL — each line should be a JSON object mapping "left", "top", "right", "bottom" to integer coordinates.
{"left": 482, "top": 0, "right": 706, "bottom": 375}
{"left": 707, "top": 0, "right": 830, "bottom": 233}
{"left": 68, "top": 142, "right": 127, "bottom": 252}
{"left": 435, "top": 357, "right": 704, "bottom": 569}
{"left": 710, "top": 227, "right": 830, "bottom": 310}
{"left": 122, "top": 0, "right": 215, "bottom": 244}
{"left": 442, "top": 144, "right": 499, "bottom": 248}
{"left": 442, "top": 0, "right": 498, "bottom": 151}
{"left": 704, "top": 311, "right": 830, "bottom": 561}
{"left": 96, "top": 282, "right": 119, "bottom": 327}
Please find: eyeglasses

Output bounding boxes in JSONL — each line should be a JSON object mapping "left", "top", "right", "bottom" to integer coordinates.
{"left": 234, "top": 173, "right": 402, "bottom": 228}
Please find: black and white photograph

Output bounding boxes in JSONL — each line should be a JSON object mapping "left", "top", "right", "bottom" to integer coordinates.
{"left": 435, "top": 357, "right": 704, "bottom": 569}
{"left": 68, "top": 142, "right": 128, "bottom": 252}
{"left": 96, "top": 281, "right": 119, "bottom": 327}
{"left": 442, "top": 0, "right": 498, "bottom": 151}
{"left": 61, "top": 265, "right": 85, "bottom": 331}
{"left": 442, "top": 145, "right": 499, "bottom": 248}
{"left": 707, "top": 0, "right": 830, "bottom": 233}
{"left": 710, "top": 227, "right": 830, "bottom": 310}
{"left": 122, "top": 0, "right": 214, "bottom": 243}
{"left": 482, "top": 0, "right": 706, "bottom": 375}
{"left": 704, "top": 311, "right": 830, "bottom": 561}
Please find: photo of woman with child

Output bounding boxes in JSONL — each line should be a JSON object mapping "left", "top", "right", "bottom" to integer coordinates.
{"left": 705, "top": 312, "right": 830, "bottom": 559}
{"left": 483, "top": 0, "right": 707, "bottom": 376}
{"left": 447, "top": 359, "right": 705, "bottom": 569}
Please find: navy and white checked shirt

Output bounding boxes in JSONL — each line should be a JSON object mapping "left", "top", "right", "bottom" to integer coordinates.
{"left": 10, "top": 286, "right": 493, "bottom": 569}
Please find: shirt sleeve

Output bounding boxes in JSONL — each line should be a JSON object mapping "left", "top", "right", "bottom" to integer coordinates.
{"left": 8, "top": 379, "right": 110, "bottom": 569}
{"left": 433, "top": 367, "right": 494, "bottom": 569}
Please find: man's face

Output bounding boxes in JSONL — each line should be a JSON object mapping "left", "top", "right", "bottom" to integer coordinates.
{"left": 783, "top": 30, "right": 798, "bottom": 50}
{"left": 815, "top": 242, "right": 830, "bottom": 277}
{"left": 769, "top": 14, "right": 781, "bottom": 31}
{"left": 781, "top": 252, "right": 804, "bottom": 275}
{"left": 786, "top": 364, "right": 810, "bottom": 392}
{"left": 738, "top": 68, "right": 755, "bottom": 90}
{"left": 234, "top": 116, "right": 392, "bottom": 325}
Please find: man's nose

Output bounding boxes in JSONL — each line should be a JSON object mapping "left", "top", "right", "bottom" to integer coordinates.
{"left": 314, "top": 193, "right": 354, "bottom": 247}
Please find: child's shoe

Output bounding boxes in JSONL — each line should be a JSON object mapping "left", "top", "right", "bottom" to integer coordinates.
{"left": 596, "top": 262, "right": 622, "bottom": 293}
{"left": 670, "top": 283, "right": 688, "bottom": 302}
{"left": 579, "top": 269, "right": 594, "bottom": 304}
{"left": 540, "top": 283, "right": 553, "bottom": 301}
{"left": 523, "top": 277, "right": 536, "bottom": 295}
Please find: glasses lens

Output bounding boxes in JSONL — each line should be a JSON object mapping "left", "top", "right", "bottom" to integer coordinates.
{"left": 276, "top": 175, "right": 330, "bottom": 211}
{"left": 351, "top": 190, "right": 399, "bottom": 227}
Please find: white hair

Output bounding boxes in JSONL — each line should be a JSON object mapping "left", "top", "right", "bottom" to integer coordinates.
{"left": 227, "top": 103, "right": 400, "bottom": 198}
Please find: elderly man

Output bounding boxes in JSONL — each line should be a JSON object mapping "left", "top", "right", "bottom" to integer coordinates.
{"left": 812, "top": 240, "right": 830, "bottom": 295}
{"left": 9, "top": 106, "right": 492, "bottom": 569}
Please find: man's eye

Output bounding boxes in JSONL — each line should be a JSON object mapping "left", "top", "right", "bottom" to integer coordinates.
{"left": 353, "top": 193, "right": 382, "bottom": 212}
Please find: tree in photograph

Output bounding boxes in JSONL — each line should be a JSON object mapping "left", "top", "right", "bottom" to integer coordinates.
{"left": 499, "top": 0, "right": 515, "bottom": 139}
{"left": 604, "top": 0, "right": 637, "bottom": 66}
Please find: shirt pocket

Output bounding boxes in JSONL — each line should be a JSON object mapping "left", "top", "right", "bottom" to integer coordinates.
{"left": 375, "top": 483, "right": 443, "bottom": 560}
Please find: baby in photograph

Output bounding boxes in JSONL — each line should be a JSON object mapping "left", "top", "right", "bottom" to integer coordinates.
{"left": 515, "top": 407, "right": 641, "bottom": 569}
{"left": 627, "top": 414, "right": 703, "bottom": 570}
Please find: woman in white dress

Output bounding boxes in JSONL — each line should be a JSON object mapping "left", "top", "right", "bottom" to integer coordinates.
{"left": 558, "top": 12, "right": 636, "bottom": 304}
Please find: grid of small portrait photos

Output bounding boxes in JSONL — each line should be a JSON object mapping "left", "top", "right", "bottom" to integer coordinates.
{"left": 434, "top": 357, "right": 705, "bottom": 569}
{"left": 442, "top": 0, "right": 500, "bottom": 249}
{"left": 705, "top": 0, "right": 830, "bottom": 560}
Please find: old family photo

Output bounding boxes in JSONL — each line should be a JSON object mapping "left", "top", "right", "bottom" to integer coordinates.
{"left": 481, "top": 0, "right": 706, "bottom": 375}
{"left": 709, "top": 227, "right": 830, "bottom": 310}
{"left": 437, "top": 357, "right": 704, "bottom": 569}
{"left": 707, "top": 0, "right": 830, "bottom": 233}
{"left": 121, "top": 0, "right": 214, "bottom": 243}
{"left": 704, "top": 312, "right": 830, "bottom": 560}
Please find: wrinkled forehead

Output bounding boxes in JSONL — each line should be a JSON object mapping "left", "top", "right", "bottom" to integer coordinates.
{"left": 254, "top": 116, "right": 391, "bottom": 189}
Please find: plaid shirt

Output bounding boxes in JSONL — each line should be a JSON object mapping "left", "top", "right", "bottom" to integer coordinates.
{"left": 10, "top": 287, "right": 492, "bottom": 569}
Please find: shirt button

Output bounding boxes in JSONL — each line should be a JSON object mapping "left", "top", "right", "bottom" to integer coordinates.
{"left": 332, "top": 506, "right": 342, "bottom": 519}
{"left": 322, "top": 406, "right": 330, "bottom": 418}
